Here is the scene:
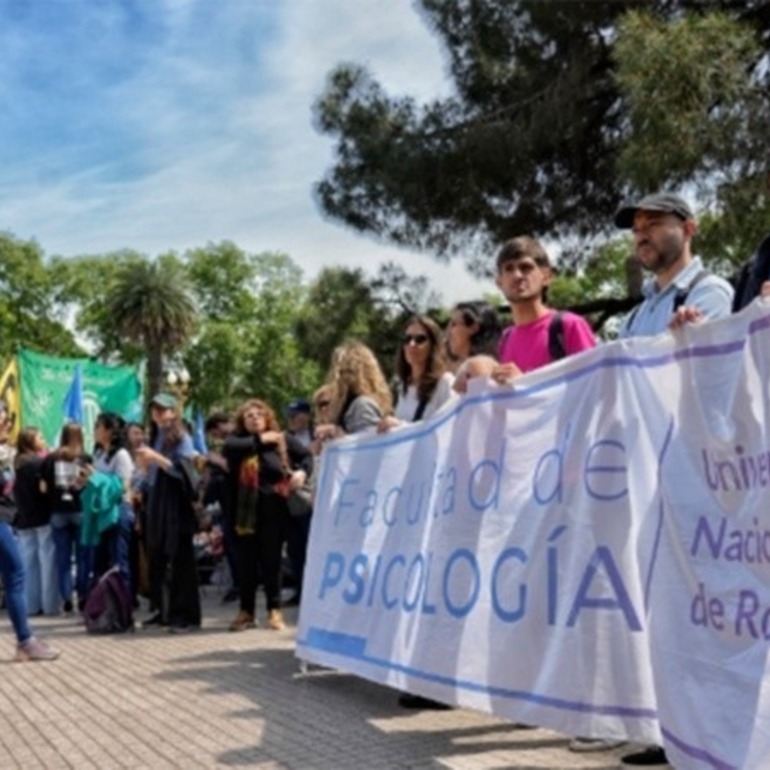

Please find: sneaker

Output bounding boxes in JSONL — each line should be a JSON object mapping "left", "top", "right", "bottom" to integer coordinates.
{"left": 62, "top": 599, "right": 73, "bottom": 614}
{"left": 229, "top": 610, "right": 256, "bottom": 632}
{"left": 141, "top": 612, "right": 165, "bottom": 628}
{"left": 266, "top": 609, "right": 285, "bottom": 631}
{"left": 284, "top": 592, "right": 301, "bottom": 607}
{"left": 15, "top": 637, "right": 60, "bottom": 662}
{"left": 569, "top": 736, "right": 626, "bottom": 753}
{"left": 621, "top": 746, "right": 670, "bottom": 766}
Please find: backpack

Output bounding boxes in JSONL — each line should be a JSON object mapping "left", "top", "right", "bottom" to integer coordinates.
{"left": 732, "top": 233, "right": 770, "bottom": 312}
{"left": 547, "top": 311, "right": 566, "bottom": 362}
{"left": 83, "top": 567, "right": 134, "bottom": 634}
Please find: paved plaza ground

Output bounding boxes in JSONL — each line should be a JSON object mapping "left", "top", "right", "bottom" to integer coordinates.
{"left": 0, "top": 591, "right": 644, "bottom": 769}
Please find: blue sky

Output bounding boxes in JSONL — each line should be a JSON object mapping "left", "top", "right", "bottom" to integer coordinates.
{"left": 0, "top": 0, "right": 490, "bottom": 304}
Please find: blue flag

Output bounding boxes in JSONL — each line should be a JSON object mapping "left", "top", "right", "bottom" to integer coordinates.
{"left": 192, "top": 409, "right": 208, "bottom": 455}
{"left": 62, "top": 364, "right": 84, "bottom": 424}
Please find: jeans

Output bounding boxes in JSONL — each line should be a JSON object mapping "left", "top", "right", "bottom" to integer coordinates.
{"left": 16, "top": 525, "right": 59, "bottom": 615}
{"left": 51, "top": 512, "right": 90, "bottom": 605}
{"left": 94, "top": 502, "right": 134, "bottom": 585}
{"left": 0, "top": 521, "right": 32, "bottom": 643}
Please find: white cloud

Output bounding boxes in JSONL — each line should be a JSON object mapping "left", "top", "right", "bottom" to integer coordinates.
{"left": 0, "top": 0, "right": 491, "bottom": 305}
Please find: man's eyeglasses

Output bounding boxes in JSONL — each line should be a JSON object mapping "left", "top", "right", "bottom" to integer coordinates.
{"left": 402, "top": 333, "right": 429, "bottom": 346}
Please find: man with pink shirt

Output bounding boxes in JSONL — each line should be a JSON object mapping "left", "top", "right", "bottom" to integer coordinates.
{"left": 492, "top": 236, "right": 596, "bottom": 382}
{"left": 490, "top": 237, "right": 623, "bottom": 754}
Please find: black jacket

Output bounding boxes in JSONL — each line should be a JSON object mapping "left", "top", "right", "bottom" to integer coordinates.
{"left": 13, "top": 455, "right": 49, "bottom": 530}
{"left": 222, "top": 432, "right": 312, "bottom": 523}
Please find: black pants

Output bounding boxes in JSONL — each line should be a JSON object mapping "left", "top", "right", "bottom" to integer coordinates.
{"left": 149, "top": 536, "right": 201, "bottom": 626}
{"left": 286, "top": 510, "right": 311, "bottom": 597}
{"left": 235, "top": 494, "right": 287, "bottom": 614}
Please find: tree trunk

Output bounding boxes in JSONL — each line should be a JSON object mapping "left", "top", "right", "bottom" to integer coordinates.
{"left": 145, "top": 345, "right": 164, "bottom": 407}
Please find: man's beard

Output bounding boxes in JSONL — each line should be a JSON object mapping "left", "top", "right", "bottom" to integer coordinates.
{"left": 636, "top": 235, "right": 682, "bottom": 275}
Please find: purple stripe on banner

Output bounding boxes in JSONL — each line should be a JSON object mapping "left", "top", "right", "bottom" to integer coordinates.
{"left": 662, "top": 726, "right": 737, "bottom": 770}
{"left": 326, "top": 322, "right": 761, "bottom": 456}
{"left": 643, "top": 418, "right": 674, "bottom": 612}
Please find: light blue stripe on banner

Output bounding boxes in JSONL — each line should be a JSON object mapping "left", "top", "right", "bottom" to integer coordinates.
{"left": 305, "top": 627, "right": 368, "bottom": 657}
{"left": 298, "top": 628, "right": 656, "bottom": 719}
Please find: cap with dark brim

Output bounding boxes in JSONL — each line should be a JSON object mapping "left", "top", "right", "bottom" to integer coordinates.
{"left": 614, "top": 192, "right": 695, "bottom": 229}
{"left": 286, "top": 398, "right": 311, "bottom": 415}
{"left": 150, "top": 393, "right": 178, "bottom": 410}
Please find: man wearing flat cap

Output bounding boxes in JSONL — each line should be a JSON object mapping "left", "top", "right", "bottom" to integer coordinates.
{"left": 615, "top": 192, "right": 733, "bottom": 339}
{"left": 613, "top": 194, "right": 733, "bottom": 766}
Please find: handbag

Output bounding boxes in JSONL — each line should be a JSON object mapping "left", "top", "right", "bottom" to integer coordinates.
{"left": 288, "top": 482, "right": 313, "bottom": 517}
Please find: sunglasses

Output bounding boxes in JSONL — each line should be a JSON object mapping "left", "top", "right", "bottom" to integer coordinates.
{"left": 316, "top": 400, "right": 331, "bottom": 409}
{"left": 402, "top": 333, "right": 429, "bottom": 346}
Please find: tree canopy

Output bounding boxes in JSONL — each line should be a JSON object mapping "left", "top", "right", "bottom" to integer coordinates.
{"left": 314, "top": 1, "right": 770, "bottom": 283}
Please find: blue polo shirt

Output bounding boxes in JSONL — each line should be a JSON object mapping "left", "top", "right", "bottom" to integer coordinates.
{"left": 619, "top": 257, "right": 734, "bottom": 338}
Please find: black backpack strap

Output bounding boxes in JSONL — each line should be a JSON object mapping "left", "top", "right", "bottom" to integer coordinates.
{"left": 412, "top": 396, "right": 430, "bottom": 422}
{"left": 548, "top": 311, "right": 566, "bottom": 361}
{"left": 672, "top": 269, "right": 709, "bottom": 312}
{"left": 624, "top": 302, "right": 642, "bottom": 335}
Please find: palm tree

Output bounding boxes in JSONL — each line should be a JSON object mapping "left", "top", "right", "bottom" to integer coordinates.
{"left": 106, "top": 255, "right": 198, "bottom": 401}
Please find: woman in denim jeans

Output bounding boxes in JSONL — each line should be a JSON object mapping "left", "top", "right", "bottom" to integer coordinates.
{"left": 39, "top": 423, "right": 91, "bottom": 613}
{"left": 0, "top": 426, "right": 59, "bottom": 661}
{"left": 14, "top": 428, "right": 59, "bottom": 616}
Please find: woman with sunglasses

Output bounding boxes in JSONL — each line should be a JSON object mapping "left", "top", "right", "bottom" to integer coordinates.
{"left": 379, "top": 316, "right": 455, "bottom": 433}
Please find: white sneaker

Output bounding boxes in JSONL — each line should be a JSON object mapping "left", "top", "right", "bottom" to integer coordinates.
{"left": 15, "top": 637, "right": 60, "bottom": 662}
{"left": 569, "top": 736, "right": 626, "bottom": 753}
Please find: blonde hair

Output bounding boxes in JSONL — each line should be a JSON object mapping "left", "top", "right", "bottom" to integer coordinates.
{"left": 326, "top": 341, "right": 392, "bottom": 424}
{"left": 312, "top": 384, "right": 334, "bottom": 421}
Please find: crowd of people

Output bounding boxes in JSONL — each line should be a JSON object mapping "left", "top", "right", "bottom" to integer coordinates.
{"left": 0, "top": 190, "right": 768, "bottom": 766}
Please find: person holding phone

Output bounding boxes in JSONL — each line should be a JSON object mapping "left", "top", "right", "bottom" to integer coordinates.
{"left": 40, "top": 423, "right": 92, "bottom": 612}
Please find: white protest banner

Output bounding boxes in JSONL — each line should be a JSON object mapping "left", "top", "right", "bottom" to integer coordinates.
{"left": 297, "top": 299, "right": 770, "bottom": 770}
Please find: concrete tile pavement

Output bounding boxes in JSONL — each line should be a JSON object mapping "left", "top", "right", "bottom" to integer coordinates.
{"left": 0, "top": 594, "right": 639, "bottom": 769}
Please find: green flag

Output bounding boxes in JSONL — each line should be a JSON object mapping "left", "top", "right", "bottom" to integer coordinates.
{"left": 18, "top": 349, "right": 142, "bottom": 452}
